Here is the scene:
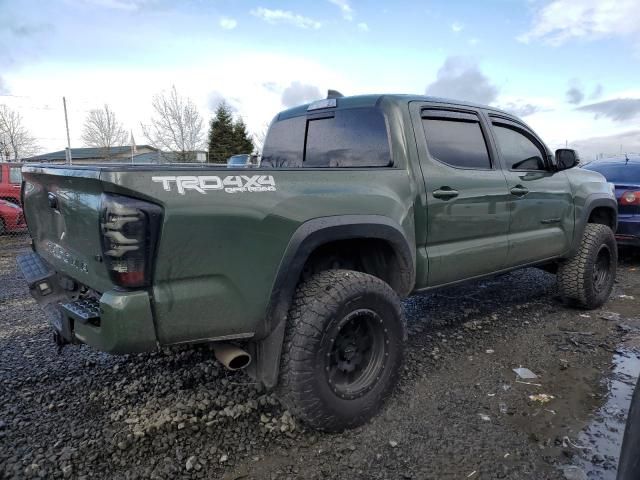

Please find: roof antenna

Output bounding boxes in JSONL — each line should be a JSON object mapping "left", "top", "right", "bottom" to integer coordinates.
{"left": 327, "top": 89, "right": 344, "bottom": 99}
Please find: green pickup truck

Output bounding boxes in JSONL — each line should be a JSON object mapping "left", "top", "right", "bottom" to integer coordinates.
{"left": 18, "top": 94, "right": 618, "bottom": 431}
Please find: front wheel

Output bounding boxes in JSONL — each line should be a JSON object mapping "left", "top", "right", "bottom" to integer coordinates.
{"left": 278, "top": 269, "right": 406, "bottom": 432}
{"left": 557, "top": 223, "right": 617, "bottom": 309}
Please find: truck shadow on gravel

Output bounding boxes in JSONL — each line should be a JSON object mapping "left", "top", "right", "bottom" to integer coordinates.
{"left": 1, "top": 254, "right": 639, "bottom": 479}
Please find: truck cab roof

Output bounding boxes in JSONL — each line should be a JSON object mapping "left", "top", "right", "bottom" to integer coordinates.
{"left": 277, "top": 94, "right": 513, "bottom": 121}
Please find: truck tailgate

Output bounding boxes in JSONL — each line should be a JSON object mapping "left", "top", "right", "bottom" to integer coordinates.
{"left": 22, "top": 166, "right": 113, "bottom": 293}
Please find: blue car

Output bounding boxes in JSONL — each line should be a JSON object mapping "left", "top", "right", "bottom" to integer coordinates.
{"left": 226, "top": 154, "right": 258, "bottom": 168}
{"left": 583, "top": 156, "right": 640, "bottom": 248}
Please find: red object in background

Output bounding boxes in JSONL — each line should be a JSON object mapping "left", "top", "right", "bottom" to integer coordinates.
{"left": 620, "top": 190, "right": 640, "bottom": 206}
{"left": 0, "top": 199, "right": 26, "bottom": 234}
{"left": 0, "top": 163, "right": 23, "bottom": 205}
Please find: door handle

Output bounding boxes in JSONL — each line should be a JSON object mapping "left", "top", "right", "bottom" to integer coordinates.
{"left": 432, "top": 187, "right": 459, "bottom": 200}
{"left": 510, "top": 185, "right": 529, "bottom": 197}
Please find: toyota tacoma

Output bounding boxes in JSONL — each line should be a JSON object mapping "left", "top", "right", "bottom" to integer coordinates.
{"left": 18, "top": 94, "right": 618, "bottom": 431}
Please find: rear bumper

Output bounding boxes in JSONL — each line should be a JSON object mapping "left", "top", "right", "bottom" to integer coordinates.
{"left": 616, "top": 234, "right": 640, "bottom": 247}
{"left": 617, "top": 215, "right": 640, "bottom": 248}
{"left": 74, "top": 290, "right": 158, "bottom": 354}
{"left": 17, "top": 252, "right": 158, "bottom": 354}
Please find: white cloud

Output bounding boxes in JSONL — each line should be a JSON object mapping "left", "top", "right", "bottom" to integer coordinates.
{"left": 577, "top": 98, "right": 640, "bottom": 121}
{"left": 250, "top": 8, "right": 321, "bottom": 29}
{"left": 0, "top": 76, "right": 8, "bottom": 95}
{"left": 3, "top": 52, "right": 350, "bottom": 152}
{"left": 328, "top": 0, "right": 353, "bottom": 21}
{"left": 468, "top": 38, "right": 479, "bottom": 46}
{"left": 519, "top": 0, "right": 640, "bottom": 45}
{"left": 426, "top": 57, "right": 498, "bottom": 105}
{"left": 496, "top": 94, "right": 557, "bottom": 118}
{"left": 74, "top": 0, "right": 152, "bottom": 11}
{"left": 357, "top": 22, "right": 369, "bottom": 32}
{"left": 281, "top": 81, "right": 322, "bottom": 108}
{"left": 451, "top": 22, "right": 463, "bottom": 33}
{"left": 569, "top": 130, "right": 640, "bottom": 160}
{"left": 219, "top": 17, "right": 237, "bottom": 30}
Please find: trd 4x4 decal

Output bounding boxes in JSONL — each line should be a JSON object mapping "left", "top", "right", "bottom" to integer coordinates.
{"left": 152, "top": 175, "right": 276, "bottom": 194}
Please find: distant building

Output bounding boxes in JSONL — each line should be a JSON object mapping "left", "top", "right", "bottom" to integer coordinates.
{"left": 22, "top": 146, "right": 208, "bottom": 164}
{"left": 130, "top": 150, "right": 208, "bottom": 163}
{"left": 23, "top": 145, "right": 158, "bottom": 164}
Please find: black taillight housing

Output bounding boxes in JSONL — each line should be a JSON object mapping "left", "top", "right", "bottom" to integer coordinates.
{"left": 100, "top": 193, "right": 162, "bottom": 289}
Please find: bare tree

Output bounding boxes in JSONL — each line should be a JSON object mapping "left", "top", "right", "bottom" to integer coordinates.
{"left": 142, "top": 86, "right": 205, "bottom": 162}
{"left": 81, "top": 105, "right": 128, "bottom": 159}
{"left": 0, "top": 105, "right": 40, "bottom": 161}
{"left": 252, "top": 121, "right": 271, "bottom": 154}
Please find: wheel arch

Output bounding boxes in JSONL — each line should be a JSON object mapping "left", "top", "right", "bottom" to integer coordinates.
{"left": 250, "top": 215, "right": 415, "bottom": 389}
{"left": 568, "top": 194, "right": 618, "bottom": 258}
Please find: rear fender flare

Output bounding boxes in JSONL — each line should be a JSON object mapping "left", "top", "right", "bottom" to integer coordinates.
{"left": 253, "top": 215, "right": 415, "bottom": 388}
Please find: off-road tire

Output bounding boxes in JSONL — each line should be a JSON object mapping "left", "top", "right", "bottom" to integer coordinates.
{"left": 557, "top": 223, "right": 617, "bottom": 309}
{"left": 0, "top": 219, "right": 5, "bottom": 236}
{"left": 278, "top": 269, "right": 406, "bottom": 432}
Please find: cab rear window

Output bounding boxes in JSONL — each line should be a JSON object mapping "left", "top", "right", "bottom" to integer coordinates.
{"left": 261, "top": 107, "right": 392, "bottom": 168}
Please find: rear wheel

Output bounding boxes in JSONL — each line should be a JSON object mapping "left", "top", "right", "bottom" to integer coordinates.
{"left": 278, "top": 269, "right": 405, "bottom": 431}
{"left": 557, "top": 223, "right": 617, "bottom": 309}
{"left": 0, "top": 218, "right": 6, "bottom": 236}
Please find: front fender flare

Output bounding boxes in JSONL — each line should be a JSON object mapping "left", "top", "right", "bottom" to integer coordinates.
{"left": 568, "top": 193, "right": 618, "bottom": 258}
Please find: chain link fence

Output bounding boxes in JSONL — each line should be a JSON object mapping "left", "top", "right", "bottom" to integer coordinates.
{"left": 0, "top": 161, "right": 29, "bottom": 283}
{"left": 0, "top": 230, "right": 30, "bottom": 303}
{"left": 0, "top": 189, "right": 28, "bottom": 284}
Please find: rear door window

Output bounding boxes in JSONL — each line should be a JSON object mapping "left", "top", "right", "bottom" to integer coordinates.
{"left": 421, "top": 111, "right": 492, "bottom": 169}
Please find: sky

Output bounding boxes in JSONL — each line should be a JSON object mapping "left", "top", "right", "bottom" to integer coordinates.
{"left": 1, "top": 0, "right": 640, "bottom": 160}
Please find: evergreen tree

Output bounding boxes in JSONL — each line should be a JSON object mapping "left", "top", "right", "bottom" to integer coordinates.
{"left": 232, "top": 118, "right": 255, "bottom": 155}
{"left": 207, "top": 102, "right": 236, "bottom": 163}
{"left": 207, "top": 102, "right": 255, "bottom": 163}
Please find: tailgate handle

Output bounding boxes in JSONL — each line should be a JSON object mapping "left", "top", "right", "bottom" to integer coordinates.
{"left": 47, "top": 192, "right": 58, "bottom": 210}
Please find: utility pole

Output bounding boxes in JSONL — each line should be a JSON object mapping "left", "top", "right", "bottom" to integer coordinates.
{"left": 63, "top": 97, "right": 72, "bottom": 164}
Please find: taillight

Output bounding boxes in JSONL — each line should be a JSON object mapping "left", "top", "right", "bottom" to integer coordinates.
{"left": 620, "top": 190, "right": 640, "bottom": 206}
{"left": 100, "top": 194, "right": 162, "bottom": 288}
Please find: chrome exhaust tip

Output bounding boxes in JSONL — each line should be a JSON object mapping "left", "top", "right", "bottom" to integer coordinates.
{"left": 212, "top": 343, "right": 251, "bottom": 371}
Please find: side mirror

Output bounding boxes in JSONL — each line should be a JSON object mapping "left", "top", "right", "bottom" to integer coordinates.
{"left": 555, "top": 149, "right": 579, "bottom": 171}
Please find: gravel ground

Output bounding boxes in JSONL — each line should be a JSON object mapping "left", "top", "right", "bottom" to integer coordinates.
{"left": 1, "top": 235, "right": 639, "bottom": 480}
